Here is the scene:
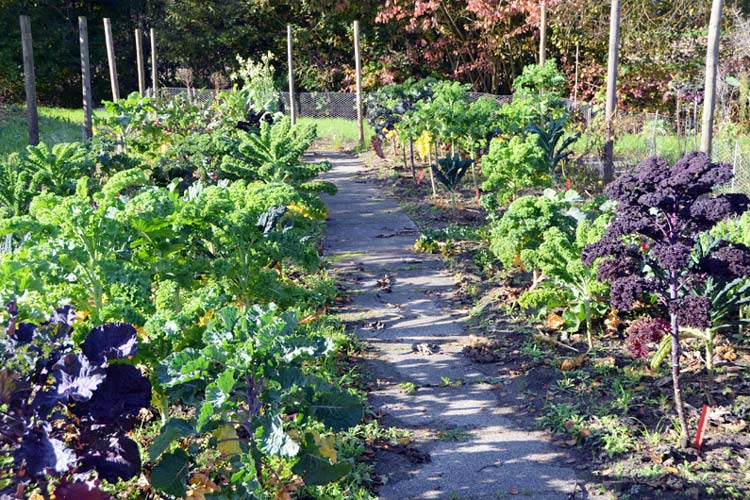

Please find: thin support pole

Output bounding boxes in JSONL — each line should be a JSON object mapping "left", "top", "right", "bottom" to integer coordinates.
{"left": 79, "top": 17, "right": 93, "bottom": 139}
{"left": 135, "top": 28, "right": 146, "bottom": 95}
{"left": 574, "top": 42, "right": 579, "bottom": 106}
{"left": 19, "top": 15, "right": 39, "bottom": 146}
{"left": 701, "top": 0, "right": 725, "bottom": 156}
{"left": 103, "top": 18, "right": 119, "bottom": 101}
{"left": 539, "top": 1, "right": 547, "bottom": 66}
{"left": 354, "top": 20, "right": 364, "bottom": 148}
{"left": 603, "top": 0, "right": 622, "bottom": 184}
{"left": 287, "top": 24, "right": 296, "bottom": 124}
{"left": 150, "top": 28, "right": 158, "bottom": 100}
{"left": 732, "top": 141, "right": 739, "bottom": 190}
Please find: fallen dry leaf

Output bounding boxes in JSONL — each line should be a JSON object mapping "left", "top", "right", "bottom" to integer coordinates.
{"left": 560, "top": 354, "right": 587, "bottom": 371}
{"left": 604, "top": 308, "right": 621, "bottom": 333}
{"left": 546, "top": 312, "right": 565, "bottom": 330}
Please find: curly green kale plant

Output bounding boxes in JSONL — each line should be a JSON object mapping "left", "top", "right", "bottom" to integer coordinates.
{"left": 219, "top": 116, "right": 336, "bottom": 219}
{"left": 481, "top": 135, "right": 549, "bottom": 206}
{"left": 0, "top": 169, "right": 152, "bottom": 324}
{"left": 489, "top": 189, "right": 580, "bottom": 270}
{"left": 519, "top": 213, "right": 611, "bottom": 348}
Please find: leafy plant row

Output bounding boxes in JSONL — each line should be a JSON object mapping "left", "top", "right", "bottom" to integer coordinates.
{"left": 0, "top": 79, "right": 364, "bottom": 499}
{"left": 366, "top": 60, "right": 579, "bottom": 209}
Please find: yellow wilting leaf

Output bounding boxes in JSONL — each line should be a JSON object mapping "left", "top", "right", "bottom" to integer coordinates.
{"left": 385, "top": 128, "right": 399, "bottom": 142}
{"left": 717, "top": 344, "right": 737, "bottom": 361}
{"left": 214, "top": 425, "right": 242, "bottom": 456}
{"left": 186, "top": 473, "right": 220, "bottom": 500}
{"left": 415, "top": 130, "right": 433, "bottom": 162}
{"left": 134, "top": 325, "right": 147, "bottom": 340}
{"left": 546, "top": 312, "right": 565, "bottom": 330}
{"left": 305, "top": 430, "right": 337, "bottom": 463}
{"left": 198, "top": 309, "right": 215, "bottom": 327}
{"left": 317, "top": 434, "right": 338, "bottom": 463}
{"left": 299, "top": 311, "right": 324, "bottom": 324}
{"left": 75, "top": 310, "right": 89, "bottom": 323}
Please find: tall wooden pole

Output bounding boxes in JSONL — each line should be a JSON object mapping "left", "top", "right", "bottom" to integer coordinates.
{"left": 701, "top": 0, "right": 725, "bottom": 156}
{"left": 287, "top": 24, "right": 296, "bottom": 125}
{"left": 79, "top": 17, "right": 93, "bottom": 139}
{"left": 603, "top": 0, "right": 622, "bottom": 185}
{"left": 150, "top": 28, "right": 158, "bottom": 99}
{"left": 354, "top": 20, "right": 364, "bottom": 148}
{"left": 103, "top": 18, "right": 120, "bottom": 101}
{"left": 19, "top": 16, "right": 39, "bottom": 146}
{"left": 539, "top": 0, "right": 547, "bottom": 66}
{"left": 135, "top": 28, "right": 146, "bottom": 95}
{"left": 573, "top": 41, "right": 579, "bottom": 106}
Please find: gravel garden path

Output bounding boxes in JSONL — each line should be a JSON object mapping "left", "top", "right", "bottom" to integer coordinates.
{"left": 320, "top": 152, "right": 595, "bottom": 500}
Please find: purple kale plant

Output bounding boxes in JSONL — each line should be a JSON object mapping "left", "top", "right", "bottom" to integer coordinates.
{"left": 626, "top": 316, "right": 669, "bottom": 358}
{"left": 0, "top": 302, "right": 151, "bottom": 499}
{"left": 582, "top": 152, "right": 750, "bottom": 446}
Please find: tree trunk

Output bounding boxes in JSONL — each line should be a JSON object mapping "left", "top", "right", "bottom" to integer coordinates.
{"left": 701, "top": 0, "right": 725, "bottom": 157}
{"left": 603, "top": 0, "right": 622, "bottom": 185}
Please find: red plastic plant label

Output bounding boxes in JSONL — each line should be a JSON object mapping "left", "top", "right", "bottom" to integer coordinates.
{"left": 695, "top": 404, "right": 710, "bottom": 450}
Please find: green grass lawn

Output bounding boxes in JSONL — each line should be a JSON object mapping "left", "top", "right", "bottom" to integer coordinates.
{"left": 0, "top": 106, "right": 88, "bottom": 158}
{"left": 298, "top": 117, "right": 373, "bottom": 151}
{"left": 0, "top": 105, "right": 371, "bottom": 158}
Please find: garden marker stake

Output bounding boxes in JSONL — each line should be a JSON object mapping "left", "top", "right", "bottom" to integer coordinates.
{"left": 695, "top": 404, "right": 710, "bottom": 451}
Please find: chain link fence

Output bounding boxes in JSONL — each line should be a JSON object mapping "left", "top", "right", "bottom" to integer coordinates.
{"left": 156, "top": 87, "right": 750, "bottom": 193}
{"left": 571, "top": 110, "right": 750, "bottom": 193}
{"left": 153, "top": 87, "right": 218, "bottom": 107}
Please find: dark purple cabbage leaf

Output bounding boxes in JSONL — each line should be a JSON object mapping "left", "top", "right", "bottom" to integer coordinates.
{"left": 0, "top": 302, "right": 150, "bottom": 495}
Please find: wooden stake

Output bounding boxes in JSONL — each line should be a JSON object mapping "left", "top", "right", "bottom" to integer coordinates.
{"left": 78, "top": 17, "right": 93, "bottom": 139}
{"left": 701, "top": 0, "right": 725, "bottom": 156}
{"left": 603, "top": 0, "right": 622, "bottom": 184}
{"left": 287, "top": 24, "right": 296, "bottom": 124}
{"left": 19, "top": 15, "right": 39, "bottom": 146}
{"left": 150, "top": 28, "right": 158, "bottom": 99}
{"left": 103, "top": 18, "right": 120, "bottom": 101}
{"left": 135, "top": 28, "right": 146, "bottom": 95}
{"left": 573, "top": 41, "right": 579, "bottom": 106}
{"left": 539, "top": 0, "right": 547, "bottom": 66}
{"left": 354, "top": 20, "right": 364, "bottom": 148}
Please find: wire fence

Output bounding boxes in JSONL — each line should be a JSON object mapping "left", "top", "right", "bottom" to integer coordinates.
{"left": 572, "top": 110, "right": 750, "bottom": 193}
{"left": 156, "top": 87, "right": 750, "bottom": 193}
